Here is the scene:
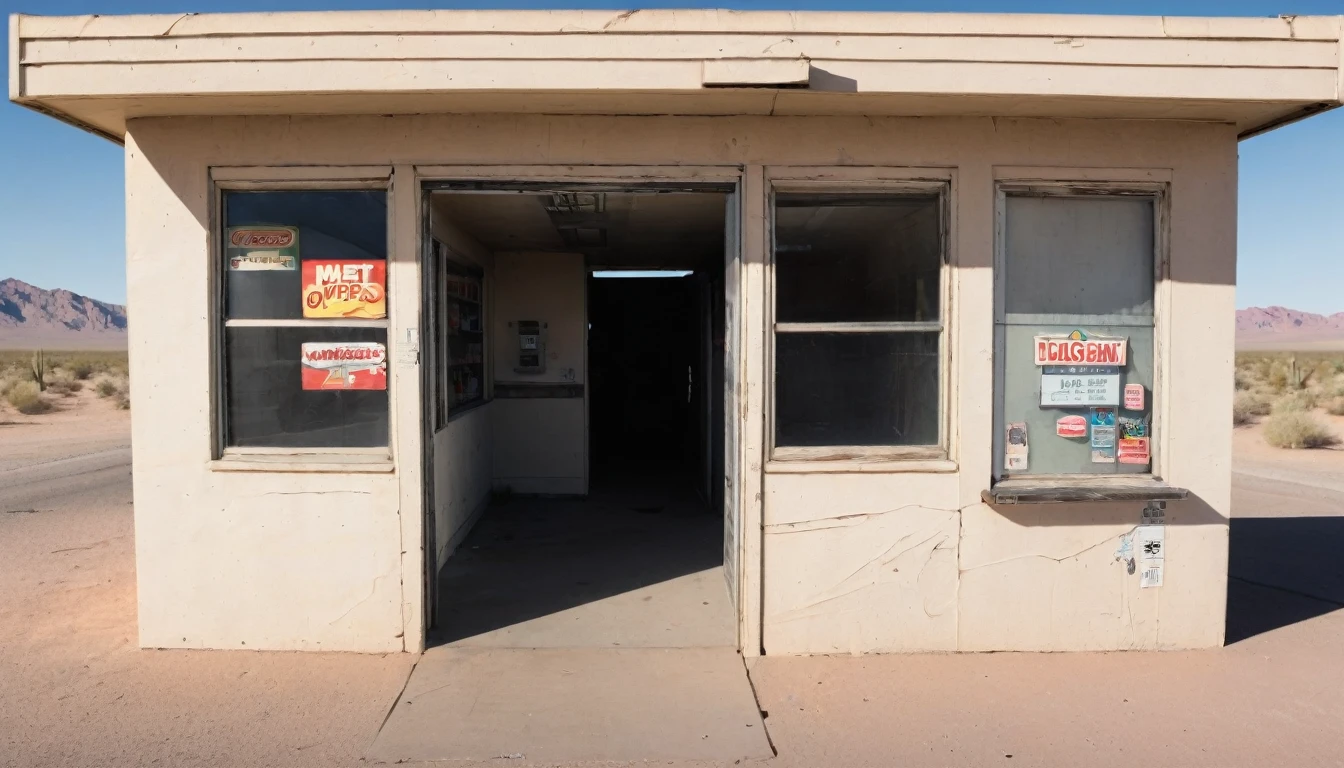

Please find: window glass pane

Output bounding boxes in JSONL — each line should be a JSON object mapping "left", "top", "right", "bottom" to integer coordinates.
{"left": 997, "top": 194, "right": 1156, "bottom": 477}
{"left": 1004, "top": 196, "right": 1153, "bottom": 318}
{"left": 775, "top": 194, "right": 940, "bottom": 323}
{"left": 999, "top": 324, "right": 1153, "bottom": 476}
{"left": 224, "top": 190, "right": 388, "bottom": 320}
{"left": 225, "top": 326, "right": 388, "bottom": 448}
{"left": 776, "top": 332, "right": 939, "bottom": 447}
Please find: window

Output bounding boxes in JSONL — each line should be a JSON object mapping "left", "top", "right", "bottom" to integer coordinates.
{"left": 220, "top": 189, "right": 390, "bottom": 449}
{"left": 436, "top": 240, "right": 486, "bottom": 424}
{"left": 772, "top": 191, "right": 945, "bottom": 457}
{"left": 994, "top": 188, "right": 1159, "bottom": 478}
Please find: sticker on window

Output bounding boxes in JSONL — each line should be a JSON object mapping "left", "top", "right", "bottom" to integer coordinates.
{"left": 303, "top": 261, "right": 387, "bottom": 319}
{"left": 1033, "top": 330, "right": 1127, "bottom": 366}
{"left": 1124, "top": 383, "right": 1146, "bottom": 411}
{"left": 1004, "top": 421, "right": 1029, "bottom": 471}
{"left": 1040, "top": 365, "right": 1120, "bottom": 407}
{"left": 227, "top": 226, "right": 299, "bottom": 271}
{"left": 1118, "top": 437, "right": 1150, "bottom": 465}
{"left": 1056, "top": 414, "right": 1087, "bottom": 438}
{"left": 300, "top": 342, "right": 387, "bottom": 390}
{"left": 1088, "top": 407, "right": 1116, "bottom": 462}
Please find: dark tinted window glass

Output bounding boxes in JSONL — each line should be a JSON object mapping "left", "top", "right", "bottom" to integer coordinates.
{"left": 224, "top": 190, "right": 387, "bottom": 320}
{"left": 776, "top": 332, "right": 939, "bottom": 447}
{"left": 225, "top": 326, "right": 388, "bottom": 448}
{"left": 775, "top": 195, "right": 940, "bottom": 323}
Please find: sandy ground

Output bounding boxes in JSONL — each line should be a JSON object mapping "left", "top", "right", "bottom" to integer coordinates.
{"left": 1233, "top": 408, "right": 1344, "bottom": 494}
{"left": 3, "top": 390, "right": 1344, "bottom": 767}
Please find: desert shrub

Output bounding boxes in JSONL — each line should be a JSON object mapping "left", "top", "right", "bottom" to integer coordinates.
{"left": 1234, "top": 369, "right": 1253, "bottom": 391}
{"left": 95, "top": 377, "right": 119, "bottom": 398}
{"left": 1267, "top": 365, "right": 1289, "bottom": 393}
{"left": 114, "top": 387, "right": 130, "bottom": 410}
{"left": 69, "top": 360, "right": 96, "bottom": 380}
{"left": 45, "top": 380, "right": 82, "bottom": 396}
{"left": 1327, "top": 397, "right": 1344, "bottom": 417}
{"left": 1272, "top": 391, "right": 1316, "bottom": 414}
{"left": 1233, "top": 391, "right": 1271, "bottom": 425}
{"left": 1263, "top": 412, "right": 1339, "bottom": 449}
{"left": 5, "top": 381, "right": 51, "bottom": 415}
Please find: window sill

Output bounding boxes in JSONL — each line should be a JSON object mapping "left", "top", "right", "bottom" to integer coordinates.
{"left": 209, "top": 452, "right": 395, "bottom": 474}
{"left": 982, "top": 476, "right": 1188, "bottom": 505}
{"left": 767, "top": 458, "right": 957, "bottom": 474}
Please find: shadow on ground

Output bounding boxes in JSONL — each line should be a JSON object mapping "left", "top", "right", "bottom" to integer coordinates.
{"left": 431, "top": 472, "right": 722, "bottom": 646}
{"left": 1227, "top": 516, "right": 1344, "bottom": 643}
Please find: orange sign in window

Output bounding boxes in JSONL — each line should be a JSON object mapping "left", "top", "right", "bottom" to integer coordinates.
{"left": 302, "top": 260, "right": 386, "bottom": 319}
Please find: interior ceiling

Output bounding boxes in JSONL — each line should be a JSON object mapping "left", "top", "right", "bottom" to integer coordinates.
{"left": 432, "top": 191, "right": 727, "bottom": 269}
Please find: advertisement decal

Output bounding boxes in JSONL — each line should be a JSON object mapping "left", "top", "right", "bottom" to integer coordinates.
{"left": 302, "top": 260, "right": 387, "bottom": 319}
{"left": 227, "top": 226, "right": 299, "bottom": 271}
{"left": 1033, "top": 330, "right": 1127, "bottom": 367}
{"left": 300, "top": 342, "right": 387, "bottom": 390}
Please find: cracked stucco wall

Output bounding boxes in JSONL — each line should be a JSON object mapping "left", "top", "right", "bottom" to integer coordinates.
{"left": 124, "top": 112, "right": 1234, "bottom": 654}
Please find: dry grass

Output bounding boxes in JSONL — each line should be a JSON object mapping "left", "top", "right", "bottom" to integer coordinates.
{"left": 1235, "top": 353, "right": 1344, "bottom": 426}
{"left": 1233, "top": 391, "right": 1272, "bottom": 425}
{"left": 1262, "top": 411, "right": 1339, "bottom": 449}
{"left": 0, "top": 350, "right": 127, "bottom": 379}
{"left": 1272, "top": 390, "right": 1316, "bottom": 414}
{"left": 5, "top": 381, "right": 51, "bottom": 415}
{"left": 93, "top": 373, "right": 131, "bottom": 410}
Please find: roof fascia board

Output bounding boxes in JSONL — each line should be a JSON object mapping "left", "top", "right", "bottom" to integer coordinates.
{"left": 14, "top": 10, "right": 1341, "bottom": 40}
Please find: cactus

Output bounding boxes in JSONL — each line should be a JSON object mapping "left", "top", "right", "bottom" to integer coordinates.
{"left": 29, "top": 350, "right": 46, "bottom": 392}
{"left": 1289, "top": 355, "right": 1312, "bottom": 391}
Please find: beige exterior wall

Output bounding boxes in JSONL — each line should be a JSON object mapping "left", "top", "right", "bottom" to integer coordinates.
{"left": 490, "top": 251, "right": 587, "bottom": 496}
{"left": 125, "top": 112, "right": 1234, "bottom": 653}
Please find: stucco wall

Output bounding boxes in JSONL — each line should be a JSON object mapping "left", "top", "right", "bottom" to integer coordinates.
{"left": 124, "top": 113, "right": 1234, "bottom": 653}
{"left": 432, "top": 406, "right": 492, "bottom": 569}
{"left": 490, "top": 251, "right": 587, "bottom": 496}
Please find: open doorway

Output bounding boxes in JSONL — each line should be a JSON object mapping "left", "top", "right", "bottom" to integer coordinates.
{"left": 421, "top": 184, "right": 736, "bottom": 649}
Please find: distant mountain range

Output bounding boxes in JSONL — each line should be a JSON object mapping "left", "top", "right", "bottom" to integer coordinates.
{"left": 1237, "top": 306, "right": 1344, "bottom": 350}
{"left": 0, "top": 278, "right": 128, "bottom": 350}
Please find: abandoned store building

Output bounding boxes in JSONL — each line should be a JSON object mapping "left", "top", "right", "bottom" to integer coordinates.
{"left": 10, "top": 9, "right": 1344, "bottom": 658}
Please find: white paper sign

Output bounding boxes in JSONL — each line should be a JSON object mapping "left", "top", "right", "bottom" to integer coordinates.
{"left": 1136, "top": 524, "right": 1165, "bottom": 588}
{"left": 1040, "top": 372, "right": 1121, "bottom": 407}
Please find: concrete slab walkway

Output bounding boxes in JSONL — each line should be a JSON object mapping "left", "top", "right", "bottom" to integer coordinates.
{"left": 367, "top": 647, "right": 773, "bottom": 763}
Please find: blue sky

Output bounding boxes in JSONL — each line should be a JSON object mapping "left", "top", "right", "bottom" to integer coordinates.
{"left": 1, "top": 0, "right": 1341, "bottom": 311}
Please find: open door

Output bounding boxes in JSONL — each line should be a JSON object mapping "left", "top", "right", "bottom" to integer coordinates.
{"left": 722, "top": 187, "right": 742, "bottom": 630}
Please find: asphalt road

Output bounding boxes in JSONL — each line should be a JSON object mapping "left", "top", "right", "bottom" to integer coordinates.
{"left": 0, "top": 445, "right": 132, "bottom": 512}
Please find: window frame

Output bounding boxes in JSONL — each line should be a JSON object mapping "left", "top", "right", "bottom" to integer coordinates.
{"left": 991, "top": 178, "right": 1170, "bottom": 483}
{"left": 209, "top": 170, "right": 395, "bottom": 463}
{"left": 766, "top": 175, "right": 954, "bottom": 465}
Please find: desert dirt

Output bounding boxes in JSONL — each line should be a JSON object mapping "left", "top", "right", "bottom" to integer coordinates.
{"left": 3, "top": 384, "right": 1344, "bottom": 767}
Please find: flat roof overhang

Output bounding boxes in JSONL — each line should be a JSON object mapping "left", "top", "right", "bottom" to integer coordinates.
{"left": 9, "top": 10, "right": 1343, "bottom": 144}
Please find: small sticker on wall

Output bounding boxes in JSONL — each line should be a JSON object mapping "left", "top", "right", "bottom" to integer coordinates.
{"left": 1124, "top": 383, "right": 1146, "bottom": 411}
{"left": 1056, "top": 414, "right": 1088, "bottom": 438}
{"left": 1142, "top": 501, "right": 1166, "bottom": 525}
{"left": 1136, "top": 524, "right": 1165, "bottom": 588}
{"left": 1005, "top": 422, "right": 1030, "bottom": 471}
